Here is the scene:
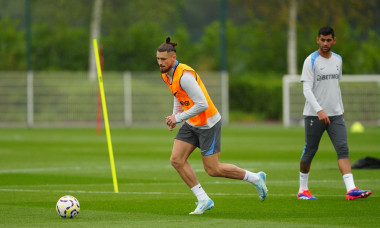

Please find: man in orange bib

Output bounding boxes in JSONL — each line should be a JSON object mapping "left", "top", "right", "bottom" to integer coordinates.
{"left": 157, "top": 37, "right": 268, "bottom": 214}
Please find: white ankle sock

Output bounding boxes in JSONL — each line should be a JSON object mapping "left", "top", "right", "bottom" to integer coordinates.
{"left": 243, "top": 170, "right": 259, "bottom": 184}
{"left": 191, "top": 184, "right": 210, "bottom": 201}
{"left": 299, "top": 172, "right": 309, "bottom": 193}
{"left": 343, "top": 173, "right": 356, "bottom": 192}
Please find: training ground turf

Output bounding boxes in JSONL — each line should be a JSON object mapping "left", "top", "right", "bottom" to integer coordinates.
{"left": 0, "top": 126, "right": 379, "bottom": 227}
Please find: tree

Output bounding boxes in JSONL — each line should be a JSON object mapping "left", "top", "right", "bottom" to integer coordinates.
{"left": 0, "top": 17, "right": 25, "bottom": 70}
{"left": 88, "top": 0, "right": 103, "bottom": 80}
{"left": 287, "top": 0, "right": 297, "bottom": 75}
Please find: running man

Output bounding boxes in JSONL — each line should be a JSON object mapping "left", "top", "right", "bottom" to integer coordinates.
{"left": 298, "top": 26, "right": 372, "bottom": 200}
{"left": 157, "top": 37, "right": 268, "bottom": 214}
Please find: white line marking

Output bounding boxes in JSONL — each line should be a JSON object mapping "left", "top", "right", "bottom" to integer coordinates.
{"left": 1, "top": 179, "right": 378, "bottom": 189}
{"left": 0, "top": 188, "right": 376, "bottom": 198}
{"left": 0, "top": 167, "right": 81, "bottom": 174}
{"left": 0, "top": 188, "right": 174, "bottom": 195}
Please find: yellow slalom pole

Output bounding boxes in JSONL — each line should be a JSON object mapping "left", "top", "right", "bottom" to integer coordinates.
{"left": 93, "top": 39, "right": 119, "bottom": 193}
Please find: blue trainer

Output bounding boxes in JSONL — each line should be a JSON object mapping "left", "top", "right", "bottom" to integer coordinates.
{"left": 254, "top": 171, "right": 268, "bottom": 201}
{"left": 346, "top": 187, "right": 372, "bottom": 200}
{"left": 297, "top": 190, "right": 317, "bottom": 200}
{"left": 189, "top": 199, "right": 214, "bottom": 215}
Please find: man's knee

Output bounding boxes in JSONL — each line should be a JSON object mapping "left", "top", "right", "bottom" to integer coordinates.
{"left": 336, "top": 146, "right": 349, "bottom": 159}
{"left": 301, "top": 144, "right": 318, "bottom": 163}
{"left": 204, "top": 166, "right": 221, "bottom": 177}
{"left": 170, "top": 156, "right": 185, "bottom": 169}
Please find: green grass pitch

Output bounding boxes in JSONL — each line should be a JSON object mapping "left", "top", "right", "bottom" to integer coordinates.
{"left": 0, "top": 126, "right": 379, "bottom": 227}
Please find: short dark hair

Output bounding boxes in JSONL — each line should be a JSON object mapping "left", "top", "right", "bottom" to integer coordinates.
{"left": 318, "top": 26, "right": 335, "bottom": 38}
{"left": 157, "top": 37, "right": 177, "bottom": 53}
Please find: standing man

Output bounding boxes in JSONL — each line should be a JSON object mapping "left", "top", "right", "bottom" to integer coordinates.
{"left": 157, "top": 37, "right": 268, "bottom": 214}
{"left": 298, "top": 26, "right": 372, "bottom": 200}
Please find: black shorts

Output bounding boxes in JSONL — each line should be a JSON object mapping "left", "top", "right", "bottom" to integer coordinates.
{"left": 175, "top": 120, "right": 221, "bottom": 156}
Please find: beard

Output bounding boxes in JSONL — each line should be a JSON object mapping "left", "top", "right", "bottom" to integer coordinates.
{"left": 320, "top": 46, "right": 331, "bottom": 53}
{"left": 159, "top": 65, "right": 171, "bottom": 73}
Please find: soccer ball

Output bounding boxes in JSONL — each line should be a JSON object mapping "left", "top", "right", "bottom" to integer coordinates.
{"left": 56, "top": 195, "right": 80, "bottom": 218}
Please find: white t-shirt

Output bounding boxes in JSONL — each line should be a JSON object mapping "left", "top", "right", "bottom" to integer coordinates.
{"left": 300, "top": 51, "right": 344, "bottom": 116}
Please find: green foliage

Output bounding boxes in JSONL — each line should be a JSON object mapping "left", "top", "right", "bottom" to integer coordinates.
{"left": 358, "top": 30, "right": 380, "bottom": 73}
{"left": 171, "top": 26, "right": 195, "bottom": 64}
{"left": 32, "top": 23, "right": 89, "bottom": 70}
{"left": 102, "top": 21, "right": 166, "bottom": 71}
{"left": 295, "top": 0, "right": 380, "bottom": 74}
{"left": 100, "top": 0, "right": 185, "bottom": 71}
{"left": 0, "top": 17, "right": 26, "bottom": 70}
{"left": 235, "top": 21, "right": 288, "bottom": 73}
{"left": 197, "top": 21, "right": 221, "bottom": 70}
{"left": 229, "top": 73, "right": 283, "bottom": 120}
{"left": 1, "top": 0, "right": 380, "bottom": 121}
{"left": 1, "top": 0, "right": 379, "bottom": 74}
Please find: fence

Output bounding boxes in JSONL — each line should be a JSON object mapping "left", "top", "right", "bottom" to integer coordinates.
{"left": 0, "top": 71, "right": 228, "bottom": 127}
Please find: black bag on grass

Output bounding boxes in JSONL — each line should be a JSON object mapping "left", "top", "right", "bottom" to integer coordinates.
{"left": 352, "top": 157, "right": 380, "bottom": 169}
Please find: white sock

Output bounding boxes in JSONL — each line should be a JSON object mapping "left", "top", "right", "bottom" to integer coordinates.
{"left": 299, "top": 172, "right": 309, "bottom": 193}
{"left": 343, "top": 173, "right": 356, "bottom": 192}
{"left": 243, "top": 170, "right": 259, "bottom": 184}
{"left": 191, "top": 184, "right": 210, "bottom": 201}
